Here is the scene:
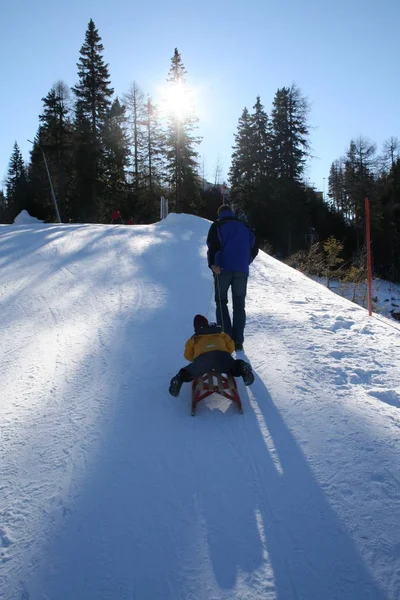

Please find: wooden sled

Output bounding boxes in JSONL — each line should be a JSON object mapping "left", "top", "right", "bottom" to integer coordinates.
{"left": 191, "top": 370, "right": 243, "bottom": 416}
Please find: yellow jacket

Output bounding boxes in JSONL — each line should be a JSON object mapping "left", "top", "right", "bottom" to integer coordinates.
{"left": 184, "top": 330, "right": 235, "bottom": 361}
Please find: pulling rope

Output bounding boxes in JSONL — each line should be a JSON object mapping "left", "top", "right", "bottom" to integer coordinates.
{"left": 215, "top": 273, "right": 225, "bottom": 333}
{"left": 207, "top": 280, "right": 214, "bottom": 321}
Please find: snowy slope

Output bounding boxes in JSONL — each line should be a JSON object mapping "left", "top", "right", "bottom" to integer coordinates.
{"left": 1, "top": 214, "right": 400, "bottom": 600}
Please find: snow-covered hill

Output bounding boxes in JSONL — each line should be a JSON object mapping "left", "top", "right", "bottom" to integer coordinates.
{"left": 1, "top": 214, "right": 400, "bottom": 600}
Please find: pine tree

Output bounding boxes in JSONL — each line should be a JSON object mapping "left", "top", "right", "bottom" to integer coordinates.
{"left": 373, "top": 156, "right": 400, "bottom": 279}
{"left": 101, "top": 98, "right": 130, "bottom": 220}
{"left": 248, "top": 96, "right": 275, "bottom": 234}
{"left": 328, "top": 159, "right": 347, "bottom": 214}
{"left": 70, "top": 106, "right": 94, "bottom": 221}
{"left": 72, "top": 19, "right": 114, "bottom": 136}
{"left": 270, "top": 84, "right": 310, "bottom": 180}
{"left": 250, "top": 96, "right": 271, "bottom": 185}
{"left": 72, "top": 19, "right": 114, "bottom": 220}
{"left": 200, "top": 185, "right": 223, "bottom": 221}
{"left": 229, "top": 97, "right": 275, "bottom": 237}
{"left": 344, "top": 137, "right": 377, "bottom": 239}
{"left": 269, "top": 84, "right": 311, "bottom": 254}
{"left": 0, "top": 189, "right": 7, "bottom": 223}
{"left": 328, "top": 134, "right": 400, "bottom": 282}
{"left": 164, "top": 48, "right": 200, "bottom": 213}
{"left": 229, "top": 107, "right": 255, "bottom": 211}
{"left": 6, "top": 142, "right": 28, "bottom": 220}
{"left": 29, "top": 81, "right": 72, "bottom": 220}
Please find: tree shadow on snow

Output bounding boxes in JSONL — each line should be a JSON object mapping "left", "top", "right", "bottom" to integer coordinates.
{"left": 7, "top": 223, "right": 388, "bottom": 599}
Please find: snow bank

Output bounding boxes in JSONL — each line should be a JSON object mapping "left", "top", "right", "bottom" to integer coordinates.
{"left": 13, "top": 210, "right": 44, "bottom": 225}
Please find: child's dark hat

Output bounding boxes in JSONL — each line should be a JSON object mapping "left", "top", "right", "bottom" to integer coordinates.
{"left": 193, "top": 314, "right": 208, "bottom": 332}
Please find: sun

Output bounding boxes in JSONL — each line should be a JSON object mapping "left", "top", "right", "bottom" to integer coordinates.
{"left": 158, "top": 81, "right": 196, "bottom": 120}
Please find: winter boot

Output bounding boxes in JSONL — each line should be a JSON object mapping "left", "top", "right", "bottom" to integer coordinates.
{"left": 169, "top": 374, "right": 183, "bottom": 397}
{"left": 241, "top": 362, "right": 254, "bottom": 386}
{"left": 235, "top": 342, "right": 244, "bottom": 352}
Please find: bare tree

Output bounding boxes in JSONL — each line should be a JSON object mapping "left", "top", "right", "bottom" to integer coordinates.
{"left": 349, "top": 136, "right": 377, "bottom": 173}
{"left": 53, "top": 80, "right": 72, "bottom": 114}
{"left": 382, "top": 136, "right": 399, "bottom": 169}
{"left": 214, "top": 156, "right": 223, "bottom": 186}
{"left": 144, "top": 96, "right": 165, "bottom": 196}
{"left": 123, "top": 82, "right": 146, "bottom": 188}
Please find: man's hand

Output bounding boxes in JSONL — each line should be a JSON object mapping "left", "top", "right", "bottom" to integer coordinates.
{"left": 211, "top": 265, "right": 221, "bottom": 275}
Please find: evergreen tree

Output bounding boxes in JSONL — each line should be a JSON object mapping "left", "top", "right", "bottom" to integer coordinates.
{"left": 328, "top": 158, "right": 347, "bottom": 214}
{"left": 229, "top": 107, "right": 255, "bottom": 211}
{"left": 250, "top": 96, "right": 271, "bottom": 185}
{"left": 101, "top": 98, "right": 130, "bottom": 220}
{"left": 269, "top": 84, "right": 311, "bottom": 254}
{"left": 374, "top": 157, "right": 400, "bottom": 279}
{"left": 72, "top": 19, "right": 114, "bottom": 220}
{"left": 344, "top": 137, "right": 377, "bottom": 242}
{"left": 270, "top": 84, "right": 310, "bottom": 180}
{"left": 328, "top": 136, "right": 400, "bottom": 281}
{"left": 27, "top": 130, "right": 54, "bottom": 220}
{"left": 164, "top": 48, "right": 200, "bottom": 213}
{"left": 229, "top": 98, "right": 278, "bottom": 245}
{"left": 29, "top": 81, "right": 72, "bottom": 220}
{"left": 248, "top": 96, "right": 275, "bottom": 236}
{"left": 0, "top": 189, "right": 7, "bottom": 223}
{"left": 72, "top": 19, "right": 114, "bottom": 136}
{"left": 200, "top": 185, "right": 223, "bottom": 221}
{"left": 40, "top": 81, "right": 72, "bottom": 141}
{"left": 5, "top": 142, "right": 29, "bottom": 220}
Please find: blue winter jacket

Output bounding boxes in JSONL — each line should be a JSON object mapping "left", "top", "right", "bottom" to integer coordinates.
{"left": 206, "top": 207, "right": 258, "bottom": 274}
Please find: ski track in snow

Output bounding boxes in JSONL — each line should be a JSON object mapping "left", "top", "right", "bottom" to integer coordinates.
{"left": 0, "top": 216, "right": 399, "bottom": 600}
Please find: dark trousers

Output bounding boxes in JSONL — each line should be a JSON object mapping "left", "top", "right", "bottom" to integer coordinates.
{"left": 178, "top": 350, "right": 245, "bottom": 382}
{"left": 214, "top": 271, "right": 248, "bottom": 344}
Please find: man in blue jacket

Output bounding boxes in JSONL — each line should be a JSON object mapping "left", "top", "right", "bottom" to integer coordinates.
{"left": 207, "top": 204, "right": 258, "bottom": 351}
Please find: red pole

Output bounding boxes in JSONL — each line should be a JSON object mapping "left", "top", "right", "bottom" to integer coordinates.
{"left": 365, "top": 197, "right": 373, "bottom": 316}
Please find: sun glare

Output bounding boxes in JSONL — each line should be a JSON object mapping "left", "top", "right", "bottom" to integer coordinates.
{"left": 158, "top": 82, "right": 196, "bottom": 120}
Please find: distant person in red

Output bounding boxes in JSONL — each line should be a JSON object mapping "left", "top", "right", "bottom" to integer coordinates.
{"left": 111, "top": 209, "right": 123, "bottom": 224}
{"left": 127, "top": 216, "right": 134, "bottom": 225}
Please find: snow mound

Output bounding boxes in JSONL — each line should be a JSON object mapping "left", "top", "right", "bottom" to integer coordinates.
{"left": 13, "top": 210, "right": 44, "bottom": 225}
{"left": 157, "top": 212, "right": 211, "bottom": 228}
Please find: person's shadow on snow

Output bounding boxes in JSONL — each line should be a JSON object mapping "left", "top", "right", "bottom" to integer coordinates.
{"left": 195, "top": 355, "right": 387, "bottom": 599}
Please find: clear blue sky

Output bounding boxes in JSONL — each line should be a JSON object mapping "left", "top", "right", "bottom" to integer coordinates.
{"left": 1, "top": 0, "right": 399, "bottom": 195}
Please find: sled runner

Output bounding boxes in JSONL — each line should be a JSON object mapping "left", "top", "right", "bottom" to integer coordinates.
{"left": 191, "top": 370, "right": 243, "bottom": 416}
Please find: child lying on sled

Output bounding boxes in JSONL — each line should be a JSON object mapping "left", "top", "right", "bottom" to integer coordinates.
{"left": 169, "top": 314, "right": 254, "bottom": 397}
